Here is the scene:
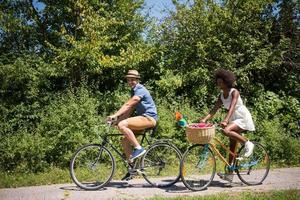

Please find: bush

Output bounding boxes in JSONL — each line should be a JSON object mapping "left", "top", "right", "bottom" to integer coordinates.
{"left": 0, "top": 87, "right": 103, "bottom": 172}
{"left": 252, "top": 91, "right": 300, "bottom": 137}
{"left": 254, "top": 119, "right": 300, "bottom": 165}
{"left": 36, "top": 87, "right": 102, "bottom": 169}
{"left": 1, "top": 86, "right": 300, "bottom": 174}
{"left": 0, "top": 131, "right": 48, "bottom": 173}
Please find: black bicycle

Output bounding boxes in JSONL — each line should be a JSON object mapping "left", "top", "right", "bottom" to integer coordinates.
{"left": 70, "top": 119, "right": 182, "bottom": 190}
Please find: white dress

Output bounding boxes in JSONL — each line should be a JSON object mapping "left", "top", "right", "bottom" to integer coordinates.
{"left": 221, "top": 88, "right": 255, "bottom": 131}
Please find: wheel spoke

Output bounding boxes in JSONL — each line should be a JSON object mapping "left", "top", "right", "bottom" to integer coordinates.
{"left": 70, "top": 145, "right": 115, "bottom": 190}
{"left": 180, "top": 144, "right": 216, "bottom": 191}
{"left": 141, "top": 143, "right": 181, "bottom": 187}
{"left": 236, "top": 142, "right": 270, "bottom": 185}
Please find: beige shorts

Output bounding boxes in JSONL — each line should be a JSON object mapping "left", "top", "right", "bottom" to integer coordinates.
{"left": 120, "top": 115, "right": 156, "bottom": 131}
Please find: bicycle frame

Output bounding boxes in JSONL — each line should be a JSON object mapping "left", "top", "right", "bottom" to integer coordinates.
{"left": 98, "top": 124, "right": 155, "bottom": 167}
{"left": 70, "top": 121, "right": 183, "bottom": 190}
{"left": 208, "top": 137, "right": 238, "bottom": 167}
{"left": 207, "top": 128, "right": 249, "bottom": 170}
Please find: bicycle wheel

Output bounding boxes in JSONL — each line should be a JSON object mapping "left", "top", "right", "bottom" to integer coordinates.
{"left": 141, "top": 142, "right": 182, "bottom": 187}
{"left": 70, "top": 144, "right": 115, "bottom": 190}
{"left": 236, "top": 142, "right": 270, "bottom": 185}
{"left": 180, "top": 144, "right": 216, "bottom": 191}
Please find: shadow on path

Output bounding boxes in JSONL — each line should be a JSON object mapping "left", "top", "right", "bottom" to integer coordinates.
{"left": 60, "top": 179, "right": 245, "bottom": 193}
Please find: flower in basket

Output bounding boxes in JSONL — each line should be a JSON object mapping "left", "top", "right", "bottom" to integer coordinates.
{"left": 188, "top": 123, "right": 214, "bottom": 128}
{"left": 175, "top": 111, "right": 188, "bottom": 127}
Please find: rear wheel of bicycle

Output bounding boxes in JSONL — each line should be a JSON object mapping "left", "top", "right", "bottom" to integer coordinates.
{"left": 70, "top": 144, "right": 115, "bottom": 190}
{"left": 180, "top": 144, "right": 216, "bottom": 191}
{"left": 236, "top": 142, "right": 270, "bottom": 185}
{"left": 141, "top": 142, "right": 182, "bottom": 187}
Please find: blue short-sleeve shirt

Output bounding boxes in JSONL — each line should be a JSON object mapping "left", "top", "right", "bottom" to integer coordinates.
{"left": 131, "top": 83, "right": 158, "bottom": 121}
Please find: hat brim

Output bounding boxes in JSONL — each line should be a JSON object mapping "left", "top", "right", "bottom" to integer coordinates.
{"left": 125, "top": 75, "right": 140, "bottom": 79}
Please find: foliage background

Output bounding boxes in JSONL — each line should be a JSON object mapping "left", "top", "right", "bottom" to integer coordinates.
{"left": 0, "top": 0, "right": 299, "bottom": 178}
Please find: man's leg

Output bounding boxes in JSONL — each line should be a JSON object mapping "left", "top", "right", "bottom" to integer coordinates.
{"left": 118, "top": 116, "right": 156, "bottom": 160}
{"left": 118, "top": 119, "right": 140, "bottom": 148}
{"left": 118, "top": 116, "right": 156, "bottom": 147}
{"left": 121, "top": 137, "right": 132, "bottom": 161}
{"left": 120, "top": 137, "right": 135, "bottom": 181}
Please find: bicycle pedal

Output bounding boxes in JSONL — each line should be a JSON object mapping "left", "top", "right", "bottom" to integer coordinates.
{"left": 129, "top": 168, "right": 137, "bottom": 173}
{"left": 136, "top": 169, "right": 146, "bottom": 175}
{"left": 128, "top": 171, "right": 138, "bottom": 177}
{"left": 124, "top": 176, "right": 133, "bottom": 181}
{"left": 236, "top": 157, "right": 244, "bottom": 161}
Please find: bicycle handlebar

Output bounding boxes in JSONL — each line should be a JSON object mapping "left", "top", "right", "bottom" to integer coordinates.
{"left": 213, "top": 123, "right": 223, "bottom": 131}
{"left": 106, "top": 114, "right": 123, "bottom": 127}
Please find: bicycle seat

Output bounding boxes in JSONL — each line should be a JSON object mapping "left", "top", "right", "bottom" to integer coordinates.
{"left": 145, "top": 123, "right": 158, "bottom": 136}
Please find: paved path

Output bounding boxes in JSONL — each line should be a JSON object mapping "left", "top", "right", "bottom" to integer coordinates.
{"left": 1, "top": 167, "right": 300, "bottom": 200}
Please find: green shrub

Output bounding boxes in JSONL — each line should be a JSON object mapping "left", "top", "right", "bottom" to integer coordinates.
{"left": 252, "top": 91, "right": 300, "bottom": 137}
{"left": 155, "top": 99, "right": 196, "bottom": 151}
{"left": 254, "top": 118, "right": 300, "bottom": 165}
{"left": 36, "top": 87, "right": 102, "bottom": 169}
{"left": 1, "top": 87, "right": 299, "bottom": 174}
{"left": 0, "top": 131, "right": 48, "bottom": 173}
{"left": 0, "top": 87, "right": 103, "bottom": 172}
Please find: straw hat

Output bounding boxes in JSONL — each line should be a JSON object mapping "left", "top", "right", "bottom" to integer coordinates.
{"left": 125, "top": 70, "right": 140, "bottom": 79}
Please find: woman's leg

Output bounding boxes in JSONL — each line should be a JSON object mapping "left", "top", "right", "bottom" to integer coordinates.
{"left": 223, "top": 123, "right": 246, "bottom": 144}
{"left": 229, "top": 138, "right": 237, "bottom": 166}
{"left": 223, "top": 123, "right": 245, "bottom": 167}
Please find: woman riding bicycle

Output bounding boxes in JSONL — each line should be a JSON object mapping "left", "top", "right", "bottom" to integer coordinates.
{"left": 107, "top": 70, "right": 158, "bottom": 180}
{"left": 200, "top": 69, "right": 255, "bottom": 182}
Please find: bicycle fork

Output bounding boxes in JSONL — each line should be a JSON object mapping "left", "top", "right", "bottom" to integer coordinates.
{"left": 196, "top": 144, "right": 209, "bottom": 169}
{"left": 89, "top": 145, "right": 106, "bottom": 170}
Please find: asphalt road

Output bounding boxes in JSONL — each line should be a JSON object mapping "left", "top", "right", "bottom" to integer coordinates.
{"left": 1, "top": 167, "right": 300, "bottom": 200}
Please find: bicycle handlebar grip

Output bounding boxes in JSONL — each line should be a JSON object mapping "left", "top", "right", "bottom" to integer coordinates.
{"left": 106, "top": 115, "right": 119, "bottom": 126}
{"left": 111, "top": 116, "right": 118, "bottom": 122}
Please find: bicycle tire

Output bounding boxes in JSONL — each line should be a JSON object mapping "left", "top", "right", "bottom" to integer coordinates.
{"left": 180, "top": 144, "right": 216, "bottom": 191}
{"left": 70, "top": 144, "right": 115, "bottom": 190}
{"left": 236, "top": 142, "right": 270, "bottom": 185}
{"left": 141, "top": 142, "right": 182, "bottom": 187}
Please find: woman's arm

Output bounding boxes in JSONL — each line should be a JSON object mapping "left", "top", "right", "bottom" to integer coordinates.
{"left": 201, "top": 95, "right": 222, "bottom": 122}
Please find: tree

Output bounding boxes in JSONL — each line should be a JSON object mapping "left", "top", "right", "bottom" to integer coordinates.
{"left": 155, "top": 0, "right": 280, "bottom": 105}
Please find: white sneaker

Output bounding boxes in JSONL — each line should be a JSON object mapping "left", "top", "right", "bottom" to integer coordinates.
{"left": 244, "top": 141, "right": 254, "bottom": 157}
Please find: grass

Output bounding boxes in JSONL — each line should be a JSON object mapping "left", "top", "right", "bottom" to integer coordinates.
{"left": 0, "top": 166, "right": 131, "bottom": 188}
{"left": 0, "top": 162, "right": 181, "bottom": 188}
{"left": 0, "top": 168, "right": 72, "bottom": 188}
{"left": 149, "top": 189, "right": 300, "bottom": 200}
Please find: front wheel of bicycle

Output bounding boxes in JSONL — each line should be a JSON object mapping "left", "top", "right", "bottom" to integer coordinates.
{"left": 180, "top": 144, "right": 216, "bottom": 191}
{"left": 70, "top": 144, "right": 115, "bottom": 190}
{"left": 141, "top": 142, "right": 182, "bottom": 187}
{"left": 236, "top": 141, "right": 270, "bottom": 185}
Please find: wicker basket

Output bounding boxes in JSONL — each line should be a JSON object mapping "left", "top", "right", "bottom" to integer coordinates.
{"left": 186, "top": 124, "right": 215, "bottom": 144}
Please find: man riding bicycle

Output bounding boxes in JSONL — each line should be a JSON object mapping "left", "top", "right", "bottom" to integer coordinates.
{"left": 107, "top": 70, "right": 158, "bottom": 180}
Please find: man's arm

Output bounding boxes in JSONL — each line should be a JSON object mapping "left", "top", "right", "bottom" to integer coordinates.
{"left": 113, "top": 96, "right": 141, "bottom": 117}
